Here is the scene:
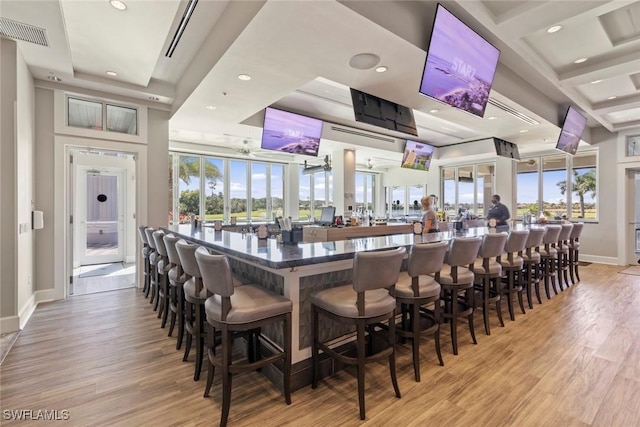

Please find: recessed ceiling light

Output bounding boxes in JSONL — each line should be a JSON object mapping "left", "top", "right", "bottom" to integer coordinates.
{"left": 205, "top": 105, "right": 216, "bottom": 110}
{"left": 546, "top": 25, "right": 562, "bottom": 33}
{"left": 590, "top": 79, "right": 602, "bottom": 84}
{"left": 574, "top": 57, "right": 588, "bottom": 64}
{"left": 47, "top": 75, "right": 62, "bottom": 82}
{"left": 607, "top": 96, "right": 617, "bottom": 100}
{"left": 238, "top": 74, "right": 251, "bottom": 81}
{"left": 375, "top": 66, "right": 388, "bottom": 73}
{"left": 106, "top": 71, "right": 118, "bottom": 76}
{"left": 487, "top": 116, "right": 497, "bottom": 120}
{"left": 519, "top": 129, "right": 529, "bottom": 133}
{"left": 109, "top": 0, "right": 127, "bottom": 11}
{"left": 429, "top": 109, "right": 440, "bottom": 113}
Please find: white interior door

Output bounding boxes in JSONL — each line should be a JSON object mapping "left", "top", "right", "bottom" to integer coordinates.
{"left": 77, "top": 167, "right": 125, "bottom": 265}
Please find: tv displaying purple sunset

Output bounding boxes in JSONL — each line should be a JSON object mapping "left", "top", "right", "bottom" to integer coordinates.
{"left": 261, "top": 108, "right": 323, "bottom": 157}
{"left": 419, "top": 4, "right": 500, "bottom": 117}
{"left": 556, "top": 107, "right": 587, "bottom": 155}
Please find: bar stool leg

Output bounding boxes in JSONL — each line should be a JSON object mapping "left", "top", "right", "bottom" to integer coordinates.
{"left": 357, "top": 321, "right": 366, "bottom": 420}
{"left": 220, "top": 328, "right": 233, "bottom": 427}
{"left": 311, "top": 306, "right": 320, "bottom": 389}
{"left": 283, "top": 312, "right": 292, "bottom": 405}
{"left": 466, "top": 288, "right": 477, "bottom": 345}
{"left": 388, "top": 311, "right": 401, "bottom": 399}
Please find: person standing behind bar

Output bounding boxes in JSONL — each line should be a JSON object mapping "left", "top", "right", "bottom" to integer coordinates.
{"left": 487, "top": 194, "right": 510, "bottom": 226}
{"left": 421, "top": 196, "right": 439, "bottom": 233}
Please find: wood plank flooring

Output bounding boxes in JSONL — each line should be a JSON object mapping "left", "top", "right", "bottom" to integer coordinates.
{"left": 1, "top": 263, "right": 640, "bottom": 426}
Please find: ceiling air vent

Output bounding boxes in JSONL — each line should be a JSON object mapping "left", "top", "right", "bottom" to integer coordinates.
{"left": 487, "top": 98, "right": 540, "bottom": 126}
{"left": 329, "top": 126, "right": 396, "bottom": 143}
{"left": 0, "top": 18, "right": 48, "bottom": 47}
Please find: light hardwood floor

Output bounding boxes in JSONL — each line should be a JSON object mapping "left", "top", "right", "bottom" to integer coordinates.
{"left": 1, "top": 263, "right": 639, "bottom": 426}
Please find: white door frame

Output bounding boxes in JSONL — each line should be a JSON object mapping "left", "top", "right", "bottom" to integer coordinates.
{"left": 617, "top": 161, "right": 640, "bottom": 266}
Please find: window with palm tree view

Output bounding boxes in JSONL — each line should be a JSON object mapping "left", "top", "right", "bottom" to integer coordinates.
{"left": 169, "top": 153, "right": 285, "bottom": 224}
{"left": 516, "top": 152, "right": 596, "bottom": 220}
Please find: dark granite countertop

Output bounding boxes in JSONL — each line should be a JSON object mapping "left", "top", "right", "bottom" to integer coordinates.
{"left": 163, "top": 224, "right": 545, "bottom": 270}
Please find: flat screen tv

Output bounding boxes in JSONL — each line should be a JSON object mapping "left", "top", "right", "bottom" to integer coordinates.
{"left": 419, "top": 3, "right": 500, "bottom": 118}
{"left": 401, "top": 140, "right": 434, "bottom": 171}
{"left": 350, "top": 88, "right": 418, "bottom": 136}
{"left": 317, "top": 206, "right": 336, "bottom": 226}
{"left": 555, "top": 106, "right": 587, "bottom": 156}
{"left": 494, "top": 137, "right": 520, "bottom": 160}
{"left": 261, "top": 107, "right": 323, "bottom": 157}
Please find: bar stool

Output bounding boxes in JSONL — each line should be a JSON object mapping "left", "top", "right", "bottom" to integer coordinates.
{"left": 522, "top": 227, "right": 546, "bottom": 308}
{"left": 176, "top": 240, "right": 208, "bottom": 381}
{"left": 152, "top": 230, "right": 171, "bottom": 327}
{"left": 197, "top": 248, "right": 293, "bottom": 427}
{"left": 538, "top": 225, "right": 562, "bottom": 299}
{"left": 137, "top": 225, "right": 150, "bottom": 296}
{"left": 471, "top": 232, "right": 508, "bottom": 335}
{"left": 568, "top": 222, "right": 584, "bottom": 284}
{"left": 144, "top": 227, "right": 158, "bottom": 306}
{"left": 556, "top": 223, "right": 574, "bottom": 290}
{"left": 438, "top": 237, "right": 482, "bottom": 355}
{"left": 311, "top": 247, "right": 406, "bottom": 420}
{"left": 499, "top": 229, "right": 529, "bottom": 321}
{"left": 164, "top": 234, "right": 187, "bottom": 349}
{"left": 391, "top": 241, "right": 448, "bottom": 381}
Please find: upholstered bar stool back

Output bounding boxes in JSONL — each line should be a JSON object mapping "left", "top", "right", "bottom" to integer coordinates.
{"left": 391, "top": 241, "right": 448, "bottom": 381}
{"left": 153, "top": 230, "right": 171, "bottom": 325}
{"left": 196, "top": 248, "right": 293, "bottom": 427}
{"left": 568, "top": 222, "right": 584, "bottom": 284}
{"left": 164, "top": 234, "right": 187, "bottom": 349}
{"left": 311, "top": 247, "right": 406, "bottom": 420}
{"left": 144, "top": 227, "right": 157, "bottom": 301}
{"left": 471, "top": 232, "right": 508, "bottom": 335}
{"left": 137, "top": 225, "right": 151, "bottom": 296}
{"left": 499, "top": 230, "right": 529, "bottom": 321}
{"left": 176, "top": 240, "right": 207, "bottom": 381}
{"left": 522, "top": 227, "right": 546, "bottom": 307}
{"left": 556, "top": 223, "right": 574, "bottom": 290}
{"left": 438, "top": 236, "right": 482, "bottom": 355}
{"left": 539, "top": 225, "right": 562, "bottom": 299}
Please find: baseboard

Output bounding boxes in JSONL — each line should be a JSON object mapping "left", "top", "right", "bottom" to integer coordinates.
{"left": 16, "top": 289, "right": 58, "bottom": 330}
{"left": 580, "top": 254, "right": 620, "bottom": 265}
{"left": 0, "top": 316, "right": 20, "bottom": 334}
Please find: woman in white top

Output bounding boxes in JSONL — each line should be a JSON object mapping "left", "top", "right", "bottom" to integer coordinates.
{"left": 420, "top": 195, "right": 439, "bottom": 233}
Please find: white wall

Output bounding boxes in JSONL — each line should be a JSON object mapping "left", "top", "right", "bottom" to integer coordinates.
{"left": 16, "top": 46, "right": 36, "bottom": 323}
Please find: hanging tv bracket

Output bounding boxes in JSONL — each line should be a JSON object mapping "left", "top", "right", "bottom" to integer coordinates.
{"left": 302, "top": 155, "right": 331, "bottom": 175}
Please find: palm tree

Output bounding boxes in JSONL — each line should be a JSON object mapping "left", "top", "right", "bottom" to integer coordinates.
{"left": 557, "top": 169, "right": 596, "bottom": 218}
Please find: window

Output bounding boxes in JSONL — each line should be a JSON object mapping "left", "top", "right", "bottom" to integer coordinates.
{"left": 390, "top": 186, "right": 406, "bottom": 217}
{"left": 68, "top": 98, "right": 102, "bottom": 130}
{"left": 355, "top": 172, "right": 375, "bottom": 212}
{"left": 441, "top": 163, "right": 494, "bottom": 218}
{"left": 106, "top": 104, "right": 137, "bottom": 135}
{"left": 229, "top": 160, "right": 248, "bottom": 223}
{"left": 67, "top": 97, "right": 138, "bottom": 135}
{"left": 177, "top": 155, "right": 200, "bottom": 222}
{"left": 169, "top": 152, "right": 286, "bottom": 224}
{"left": 543, "top": 156, "right": 567, "bottom": 219}
{"left": 408, "top": 185, "right": 424, "bottom": 216}
{"left": 516, "top": 159, "right": 539, "bottom": 217}
{"left": 516, "top": 153, "right": 597, "bottom": 221}
{"left": 204, "top": 157, "right": 224, "bottom": 221}
{"left": 570, "top": 153, "right": 596, "bottom": 219}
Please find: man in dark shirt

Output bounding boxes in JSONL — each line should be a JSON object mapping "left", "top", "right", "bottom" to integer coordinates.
{"left": 487, "top": 194, "right": 510, "bottom": 226}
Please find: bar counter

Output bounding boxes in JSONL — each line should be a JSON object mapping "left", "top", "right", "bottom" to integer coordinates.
{"left": 163, "top": 223, "right": 543, "bottom": 389}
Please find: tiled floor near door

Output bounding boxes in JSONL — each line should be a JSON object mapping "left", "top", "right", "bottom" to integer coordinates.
{"left": 72, "top": 262, "right": 136, "bottom": 295}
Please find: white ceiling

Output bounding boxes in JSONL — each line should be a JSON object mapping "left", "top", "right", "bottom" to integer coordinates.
{"left": 2, "top": 0, "right": 639, "bottom": 168}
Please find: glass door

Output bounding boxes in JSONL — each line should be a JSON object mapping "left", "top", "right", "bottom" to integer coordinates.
{"left": 77, "top": 168, "right": 125, "bottom": 265}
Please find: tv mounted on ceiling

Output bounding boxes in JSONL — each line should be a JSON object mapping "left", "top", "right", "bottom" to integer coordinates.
{"left": 261, "top": 107, "right": 323, "bottom": 157}
{"left": 350, "top": 88, "right": 418, "bottom": 136}
{"left": 494, "top": 137, "right": 520, "bottom": 160}
{"left": 555, "top": 106, "right": 587, "bottom": 156}
{"left": 401, "top": 140, "right": 434, "bottom": 171}
{"left": 418, "top": 3, "right": 500, "bottom": 118}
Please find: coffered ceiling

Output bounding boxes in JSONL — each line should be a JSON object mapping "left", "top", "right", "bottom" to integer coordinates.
{"left": 1, "top": 0, "right": 638, "bottom": 168}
